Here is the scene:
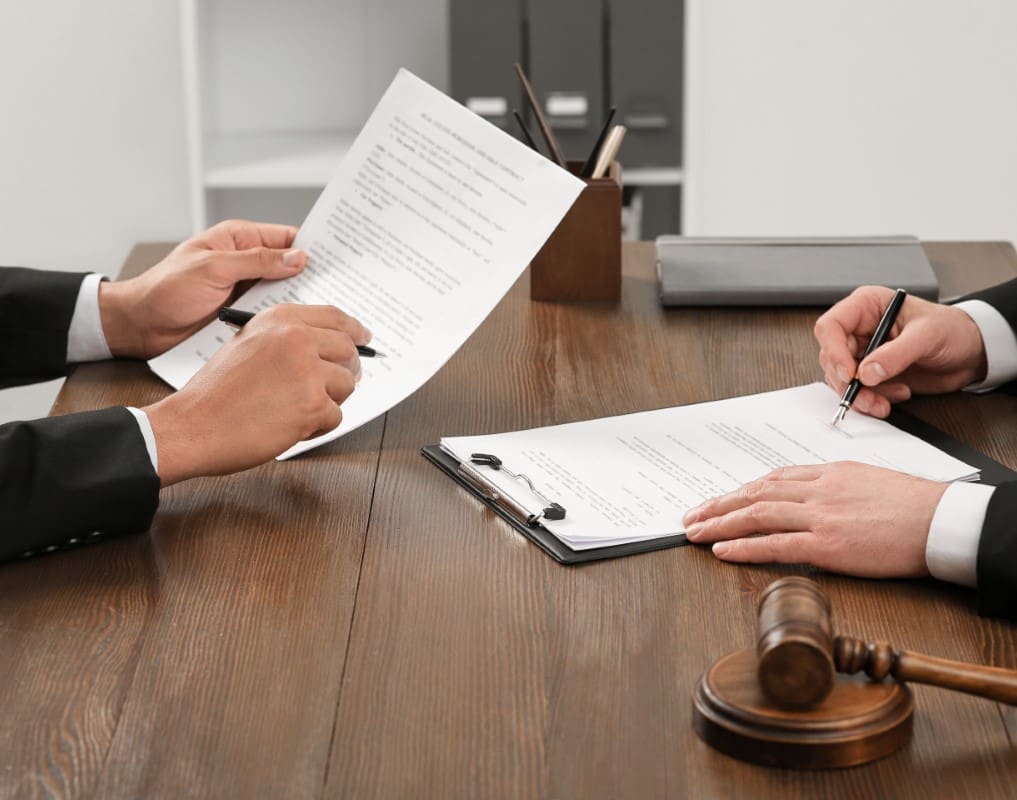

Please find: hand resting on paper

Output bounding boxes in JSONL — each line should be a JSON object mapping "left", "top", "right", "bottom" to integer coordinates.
{"left": 685, "top": 285, "right": 989, "bottom": 579}
{"left": 98, "top": 219, "right": 312, "bottom": 359}
{"left": 683, "top": 462, "right": 949, "bottom": 578}
{"left": 143, "top": 304, "right": 369, "bottom": 485}
{"left": 815, "top": 285, "right": 988, "bottom": 418}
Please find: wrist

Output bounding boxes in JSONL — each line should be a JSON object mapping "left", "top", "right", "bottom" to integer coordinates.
{"left": 143, "top": 394, "right": 206, "bottom": 486}
{"left": 99, "top": 279, "right": 146, "bottom": 359}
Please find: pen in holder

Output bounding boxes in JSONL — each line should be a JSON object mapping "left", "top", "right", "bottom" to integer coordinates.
{"left": 530, "top": 161, "right": 622, "bottom": 302}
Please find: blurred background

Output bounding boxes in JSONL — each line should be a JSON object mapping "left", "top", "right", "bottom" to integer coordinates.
{"left": 2, "top": 0, "right": 1016, "bottom": 422}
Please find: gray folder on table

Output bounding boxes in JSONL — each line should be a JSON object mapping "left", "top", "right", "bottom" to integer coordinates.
{"left": 656, "top": 236, "right": 939, "bottom": 306}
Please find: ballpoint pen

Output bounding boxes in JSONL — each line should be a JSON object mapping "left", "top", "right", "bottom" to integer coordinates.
{"left": 218, "top": 307, "right": 385, "bottom": 358}
{"left": 831, "top": 288, "right": 907, "bottom": 426}
{"left": 512, "top": 109, "right": 539, "bottom": 152}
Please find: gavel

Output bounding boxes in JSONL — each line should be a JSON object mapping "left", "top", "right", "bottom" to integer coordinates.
{"left": 757, "top": 576, "right": 1017, "bottom": 710}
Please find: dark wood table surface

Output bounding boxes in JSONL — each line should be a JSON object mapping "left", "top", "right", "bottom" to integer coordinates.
{"left": 2, "top": 241, "right": 1016, "bottom": 799}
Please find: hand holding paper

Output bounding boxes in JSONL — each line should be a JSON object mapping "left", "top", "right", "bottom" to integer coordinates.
{"left": 149, "top": 70, "right": 583, "bottom": 459}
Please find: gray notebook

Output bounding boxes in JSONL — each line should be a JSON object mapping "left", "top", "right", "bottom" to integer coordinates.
{"left": 656, "top": 236, "right": 939, "bottom": 306}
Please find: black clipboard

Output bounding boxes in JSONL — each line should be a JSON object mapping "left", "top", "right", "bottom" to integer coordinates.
{"left": 422, "top": 409, "right": 1017, "bottom": 565}
{"left": 421, "top": 443, "right": 687, "bottom": 564}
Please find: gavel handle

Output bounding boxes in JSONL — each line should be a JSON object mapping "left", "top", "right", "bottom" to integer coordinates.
{"left": 834, "top": 635, "right": 1017, "bottom": 706}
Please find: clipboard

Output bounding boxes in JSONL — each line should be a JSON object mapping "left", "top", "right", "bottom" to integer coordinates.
{"left": 422, "top": 409, "right": 1017, "bottom": 565}
{"left": 421, "top": 444, "right": 687, "bottom": 564}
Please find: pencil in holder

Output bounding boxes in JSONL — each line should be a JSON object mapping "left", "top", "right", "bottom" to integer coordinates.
{"left": 530, "top": 161, "right": 622, "bottom": 302}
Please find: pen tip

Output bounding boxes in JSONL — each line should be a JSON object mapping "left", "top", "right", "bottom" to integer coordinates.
{"left": 831, "top": 406, "right": 847, "bottom": 427}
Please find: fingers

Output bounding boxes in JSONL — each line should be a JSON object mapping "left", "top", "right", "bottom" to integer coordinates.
{"left": 246, "top": 306, "right": 368, "bottom": 371}
{"left": 212, "top": 246, "right": 308, "bottom": 284}
{"left": 307, "top": 403, "right": 343, "bottom": 441}
{"left": 313, "top": 328, "right": 362, "bottom": 378}
{"left": 683, "top": 471, "right": 816, "bottom": 527}
{"left": 207, "top": 219, "right": 300, "bottom": 250}
{"left": 323, "top": 362, "right": 357, "bottom": 405}
{"left": 281, "top": 304, "right": 372, "bottom": 345}
{"left": 821, "top": 374, "right": 909, "bottom": 418}
{"left": 814, "top": 286, "right": 897, "bottom": 384}
{"left": 303, "top": 363, "right": 356, "bottom": 439}
{"left": 856, "top": 319, "right": 933, "bottom": 387}
{"left": 685, "top": 501, "right": 811, "bottom": 543}
{"left": 711, "top": 532, "right": 814, "bottom": 564}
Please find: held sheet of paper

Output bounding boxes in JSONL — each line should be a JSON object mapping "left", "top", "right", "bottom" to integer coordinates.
{"left": 149, "top": 69, "right": 583, "bottom": 458}
{"left": 440, "top": 383, "right": 980, "bottom": 550}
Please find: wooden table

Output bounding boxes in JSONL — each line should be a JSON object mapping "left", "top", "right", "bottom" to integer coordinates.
{"left": 3, "top": 242, "right": 1017, "bottom": 799}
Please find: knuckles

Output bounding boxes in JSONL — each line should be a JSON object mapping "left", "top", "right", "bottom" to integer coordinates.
{"left": 741, "top": 503, "right": 768, "bottom": 528}
{"left": 252, "top": 319, "right": 317, "bottom": 357}
{"left": 328, "top": 371, "right": 357, "bottom": 404}
{"left": 739, "top": 482, "right": 767, "bottom": 503}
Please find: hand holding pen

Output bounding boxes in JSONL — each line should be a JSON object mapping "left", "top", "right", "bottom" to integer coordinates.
{"left": 219, "top": 307, "right": 385, "bottom": 358}
{"left": 145, "top": 304, "right": 369, "bottom": 485}
{"left": 817, "top": 287, "right": 990, "bottom": 422}
{"left": 831, "top": 289, "right": 907, "bottom": 425}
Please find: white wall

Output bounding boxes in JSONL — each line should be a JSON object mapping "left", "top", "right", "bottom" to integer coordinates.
{"left": 0, "top": 1, "right": 193, "bottom": 422}
{"left": 199, "top": 0, "right": 449, "bottom": 138}
{"left": 683, "top": 1, "right": 1017, "bottom": 245}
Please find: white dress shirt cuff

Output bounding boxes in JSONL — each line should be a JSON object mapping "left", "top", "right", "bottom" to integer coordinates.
{"left": 125, "top": 406, "right": 159, "bottom": 474}
{"left": 954, "top": 300, "right": 1017, "bottom": 392}
{"left": 925, "top": 481, "right": 994, "bottom": 587}
{"left": 66, "top": 273, "right": 113, "bottom": 364}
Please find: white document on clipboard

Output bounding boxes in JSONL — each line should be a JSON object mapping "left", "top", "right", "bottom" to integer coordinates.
{"left": 439, "top": 383, "right": 980, "bottom": 550}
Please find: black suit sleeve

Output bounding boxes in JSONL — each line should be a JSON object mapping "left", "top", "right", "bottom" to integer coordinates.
{"left": 0, "top": 267, "right": 90, "bottom": 388}
{"left": 0, "top": 406, "right": 160, "bottom": 562}
{"left": 961, "top": 277, "right": 1017, "bottom": 396}
{"left": 0, "top": 267, "right": 159, "bottom": 560}
{"left": 964, "top": 277, "right": 1017, "bottom": 330}
{"left": 962, "top": 278, "right": 1017, "bottom": 616}
{"left": 976, "top": 481, "right": 1017, "bottom": 620}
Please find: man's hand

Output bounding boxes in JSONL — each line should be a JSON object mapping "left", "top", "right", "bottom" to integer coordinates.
{"left": 99, "top": 219, "right": 315, "bottom": 359}
{"left": 815, "top": 286, "right": 988, "bottom": 418}
{"left": 682, "top": 462, "right": 949, "bottom": 578}
{"left": 142, "top": 305, "right": 367, "bottom": 485}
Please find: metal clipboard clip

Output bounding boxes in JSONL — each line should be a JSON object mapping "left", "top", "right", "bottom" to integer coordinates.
{"left": 456, "top": 452, "right": 567, "bottom": 527}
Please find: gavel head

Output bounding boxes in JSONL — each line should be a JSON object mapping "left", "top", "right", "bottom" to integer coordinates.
{"left": 756, "top": 576, "right": 835, "bottom": 710}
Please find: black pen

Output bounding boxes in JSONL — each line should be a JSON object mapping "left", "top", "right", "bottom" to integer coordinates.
{"left": 580, "top": 106, "right": 616, "bottom": 178}
{"left": 218, "top": 307, "right": 385, "bottom": 358}
{"left": 831, "top": 288, "right": 906, "bottom": 426}
{"left": 512, "top": 109, "right": 539, "bottom": 152}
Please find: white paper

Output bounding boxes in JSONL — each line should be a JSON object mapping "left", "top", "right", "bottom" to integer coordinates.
{"left": 440, "top": 383, "right": 980, "bottom": 550}
{"left": 149, "top": 69, "right": 584, "bottom": 458}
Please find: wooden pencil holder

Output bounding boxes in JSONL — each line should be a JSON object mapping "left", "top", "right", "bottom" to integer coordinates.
{"left": 530, "top": 161, "right": 622, "bottom": 302}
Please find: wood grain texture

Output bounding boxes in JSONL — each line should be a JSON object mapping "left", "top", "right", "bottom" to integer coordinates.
{"left": 2, "top": 240, "right": 1016, "bottom": 799}
{"left": 324, "top": 241, "right": 1017, "bottom": 798}
{"left": 1, "top": 245, "right": 382, "bottom": 799}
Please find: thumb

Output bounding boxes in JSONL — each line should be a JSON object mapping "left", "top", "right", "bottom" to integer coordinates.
{"left": 857, "top": 322, "right": 930, "bottom": 386}
{"left": 215, "top": 246, "right": 307, "bottom": 283}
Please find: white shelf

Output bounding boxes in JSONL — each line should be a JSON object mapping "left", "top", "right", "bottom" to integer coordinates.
{"left": 621, "top": 166, "right": 684, "bottom": 187}
{"left": 203, "top": 131, "right": 358, "bottom": 189}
